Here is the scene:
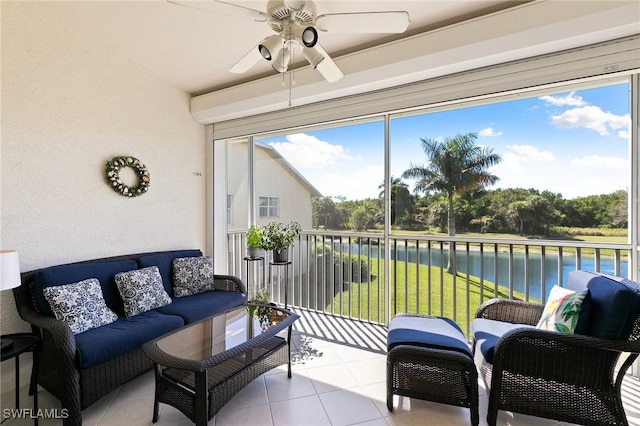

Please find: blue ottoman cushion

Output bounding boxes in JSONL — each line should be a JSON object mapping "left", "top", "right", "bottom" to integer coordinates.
{"left": 388, "top": 315, "right": 471, "bottom": 357}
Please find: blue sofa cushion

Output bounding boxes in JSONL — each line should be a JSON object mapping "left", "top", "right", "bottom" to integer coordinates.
{"left": 566, "top": 270, "right": 640, "bottom": 339}
{"left": 75, "top": 310, "right": 184, "bottom": 369}
{"left": 32, "top": 259, "right": 138, "bottom": 317}
{"left": 137, "top": 250, "right": 202, "bottom": 296}
{"left": 387, "top": 315, "right": 471, "bottom": 357}
{"left": 472, "top": 318, "right": 536, "bottom": 364}
{"left": 157, "top": 290, "right": 245, "bottom": 323}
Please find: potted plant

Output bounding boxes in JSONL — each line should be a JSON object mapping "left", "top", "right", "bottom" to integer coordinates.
{"left": 247, "top": 287, "right": 272, "bottom": 319}
{"left": 263, "top": 220, "right": 302, "bottom": 263}
{"left": 246, "top": 225, "right": 265, "bottom": 259}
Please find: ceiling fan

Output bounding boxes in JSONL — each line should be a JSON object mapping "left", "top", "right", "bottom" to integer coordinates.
{"left": 168, "top": 0, "right": 411, "bottom": 83}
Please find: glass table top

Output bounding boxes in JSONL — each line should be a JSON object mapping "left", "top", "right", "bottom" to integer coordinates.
{"left": 154, "top": 304, "right": 292, "bottom": 362}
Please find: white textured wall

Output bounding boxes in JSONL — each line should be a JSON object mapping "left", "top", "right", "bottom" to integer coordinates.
{"left": 0, "top": 2, "right": 207, "bottom": 335}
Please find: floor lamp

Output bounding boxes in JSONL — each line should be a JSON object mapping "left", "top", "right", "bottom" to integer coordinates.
{"left": 1, "top": 250, "right": 21, "bottom": 350}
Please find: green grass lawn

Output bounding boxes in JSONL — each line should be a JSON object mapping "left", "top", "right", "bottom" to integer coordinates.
{"left": 317, "top": 228, "right": 626, "bottom": 335}
{"left": 327, "top": 258, "right": 530, "bottom": 336}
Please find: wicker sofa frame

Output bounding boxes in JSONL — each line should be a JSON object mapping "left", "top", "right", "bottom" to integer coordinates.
{"left": 473, "top": 298, "right": 640, "bottom": 426}
{"left": 13, "top": 251, "right": 246, "bottom": 426}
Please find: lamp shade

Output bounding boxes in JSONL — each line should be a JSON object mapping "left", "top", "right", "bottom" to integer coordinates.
{"left": 0, "top": 250, "right": 21, "bottom": 291}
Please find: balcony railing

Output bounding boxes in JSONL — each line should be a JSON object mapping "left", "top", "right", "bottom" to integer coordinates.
{"left": 228, "top": 230, "right": 631, "bottom": 336}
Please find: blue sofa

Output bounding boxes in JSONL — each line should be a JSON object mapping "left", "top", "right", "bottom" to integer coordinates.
{"left": 14, "top": 249, "right": 247, "bottom": 426}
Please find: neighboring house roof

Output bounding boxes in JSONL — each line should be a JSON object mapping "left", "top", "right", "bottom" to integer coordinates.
{"left": 255, "top": 142, "right": 322, "bottom": 198}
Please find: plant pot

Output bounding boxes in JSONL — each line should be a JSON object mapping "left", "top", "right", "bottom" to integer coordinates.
{"left": 273, "top": 248, "right": 289, "bottom": 263}
{"left": 247, "top": 247, "right": 263, "bottom": 259}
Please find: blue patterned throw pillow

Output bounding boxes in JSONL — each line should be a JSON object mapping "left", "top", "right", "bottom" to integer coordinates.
{"left": 43, "top": 278, "right": 118, "bottom": 334}
{"left": 115, "top": 266, "right": 171, "bottom": 317}
{"left": 173, "top": 256, "right": 216, "bottom": 297}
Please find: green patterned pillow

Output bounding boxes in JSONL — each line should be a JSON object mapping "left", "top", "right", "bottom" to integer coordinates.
{"left": 536, "top": 285, "right": 589, "bottom": 333}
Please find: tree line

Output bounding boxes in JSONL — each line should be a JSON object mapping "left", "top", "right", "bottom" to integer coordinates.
{"left": 312, "top": 187, "right": 627, "bottom": 235}
{"left": 312, "top": 133, "right": 627, "bottom": 236}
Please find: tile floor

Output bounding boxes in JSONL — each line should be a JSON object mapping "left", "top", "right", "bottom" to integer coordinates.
{"left": 3, "top": 310, "right": 640, "bottom": 426}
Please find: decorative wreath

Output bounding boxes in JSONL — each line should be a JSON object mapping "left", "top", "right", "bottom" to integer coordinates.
{"left": 105, "top": 156, "right": 150, "bottom": 197}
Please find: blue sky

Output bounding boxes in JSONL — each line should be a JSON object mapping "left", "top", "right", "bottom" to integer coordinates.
{"left": 259, "top": 82, "right": 630, "bottom": 200}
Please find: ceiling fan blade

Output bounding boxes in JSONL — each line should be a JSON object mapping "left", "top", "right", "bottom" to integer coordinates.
{"left": 315, "top": 11, "right": 410, "bottom": 33}
{"left": 313, "top": 44, "right": 344, "bottom": 83}
{"left": 229, "top": 45, "right": 263, "bottom": 74}
{"left": 167, "top": 0, "right": 267, "bottom": 22}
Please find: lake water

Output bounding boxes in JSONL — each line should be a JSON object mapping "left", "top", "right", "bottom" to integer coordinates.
{"left": 333, "top": 242, "right": 629, "bottom": 300}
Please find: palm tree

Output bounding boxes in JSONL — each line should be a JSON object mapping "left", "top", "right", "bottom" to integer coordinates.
{"left": 402, "top": 133, "right": 502, "bottom": 272}
{"left": 378, "top": 176, "right": 413, "bottom": 226}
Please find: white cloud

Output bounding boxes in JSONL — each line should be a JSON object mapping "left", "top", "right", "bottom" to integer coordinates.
{"left": 505, "top": 145, "right": 555, "bottom": 162}
{"left": 489, "top": 145, "right": 556, "bottom": 194}
{"left": 549, "top": 105, "right": 629, "bottom": 137}
{"left": 570, "top": 155, "right": 628, "bottom": 169}
{"left": 479, "top": 127, "right": 502, "bottom": 137}
{"left": 539, "top": 92, "right": 586, "bottom": 107}
{"left": 268, "top": 133, "right": 355, "bottom": 168}
{"left": 305, "top": 164, "right": 384, "bottom": 200}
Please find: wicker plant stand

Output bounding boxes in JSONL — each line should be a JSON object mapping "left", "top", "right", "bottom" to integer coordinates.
{"left": 387, "top": 314, "right": 479, "bottom": 426}
{"left": 143, "top": 305, "right": 298, "bottom": 425}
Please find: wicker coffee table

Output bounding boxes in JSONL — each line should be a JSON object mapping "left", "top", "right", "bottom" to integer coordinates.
{"left": 143, "top": 304, "right": 298, "bottom": 425}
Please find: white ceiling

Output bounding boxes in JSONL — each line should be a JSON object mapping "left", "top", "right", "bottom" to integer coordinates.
{"left": 44, "top": 0, "right": 521, "bottom": 95}
{"left": 42, "top": 1, "right": 639, "bottom": 123}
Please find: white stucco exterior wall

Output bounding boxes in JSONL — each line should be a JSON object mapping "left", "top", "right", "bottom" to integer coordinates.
{"left": 0, "top": 2, "right": 206, "bottom": 336}
{"left": 226, "top": 141, "right": 316, "bottom": 230}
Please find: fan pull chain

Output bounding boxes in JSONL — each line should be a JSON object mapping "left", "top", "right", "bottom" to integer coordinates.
{"left": 288, "top": 48, "right": 296, "bottom": 108}
{"left": 288, "top": 70, "right": 293, "bottom": 107}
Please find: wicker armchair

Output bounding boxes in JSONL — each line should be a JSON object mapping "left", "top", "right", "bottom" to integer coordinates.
{"left": 472, "top": 271, "right": 640, "bottom": 426}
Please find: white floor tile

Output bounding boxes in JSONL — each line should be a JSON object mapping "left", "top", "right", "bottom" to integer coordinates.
{"left": 319, "top": 389, "right": 384, "bottom": 426}
{"left": 4, "top": 312, "right": 639, "bottom": 426}
{"left": 270, "top": 394, "right": 330, "bottom": 426}
{"left": 265, "top": 371, "right": 317, "bottom": 403}
{"left": 304, "top": 363, "right": 360, "bottom": 394}
{"left": 215, "top": 403, "right": 273, "bottom": 426}
{"left": 344, "top": 357, "right": 387, "bottom": 386}
{"left": 220, "top": 375, "right": 268, "bottom": 411}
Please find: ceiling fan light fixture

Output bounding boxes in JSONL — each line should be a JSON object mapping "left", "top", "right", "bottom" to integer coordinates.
{"left": 302, "top": 46, "right": 324, "bottom": 69}
{"left": 272, "top": 47, "right": 291, "bottom": 73}
{"left": 301, "top": 26, "right": 318, "bottom": 47}
{"left": 258, "top": 34, "right": 283, "bottom": 61}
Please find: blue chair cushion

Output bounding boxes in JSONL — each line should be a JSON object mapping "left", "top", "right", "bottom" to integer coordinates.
{"left": 137, "top": 249, "right": 202, "bottom": 296}
{"left": 32, "top": 260, "right": 138, "bottom": 317}
{"left": 156, "top": 290, "right": 245, "bottom": 324}
{"left": 566, "top": 270, "right": 640, "bottom": 340}
{"left": 387, "top": 315, "right": 472, "bottom": 357}
{"left": 75, "top": 310, "right": 184, "bottom": 369}
{"left": 472, "top": 318, "right": 535, "bottom": 364}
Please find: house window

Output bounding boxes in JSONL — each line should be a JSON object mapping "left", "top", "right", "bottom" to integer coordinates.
{"left": 227, "top": 194, "right": 233, "bottom": 225}
{"left": 259, "top": 197, "right": 279, "bottom": 218}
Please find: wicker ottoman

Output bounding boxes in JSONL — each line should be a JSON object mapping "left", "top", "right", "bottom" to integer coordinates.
{"left": 387, "top": 314, "right": 479, "bottom": 426}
